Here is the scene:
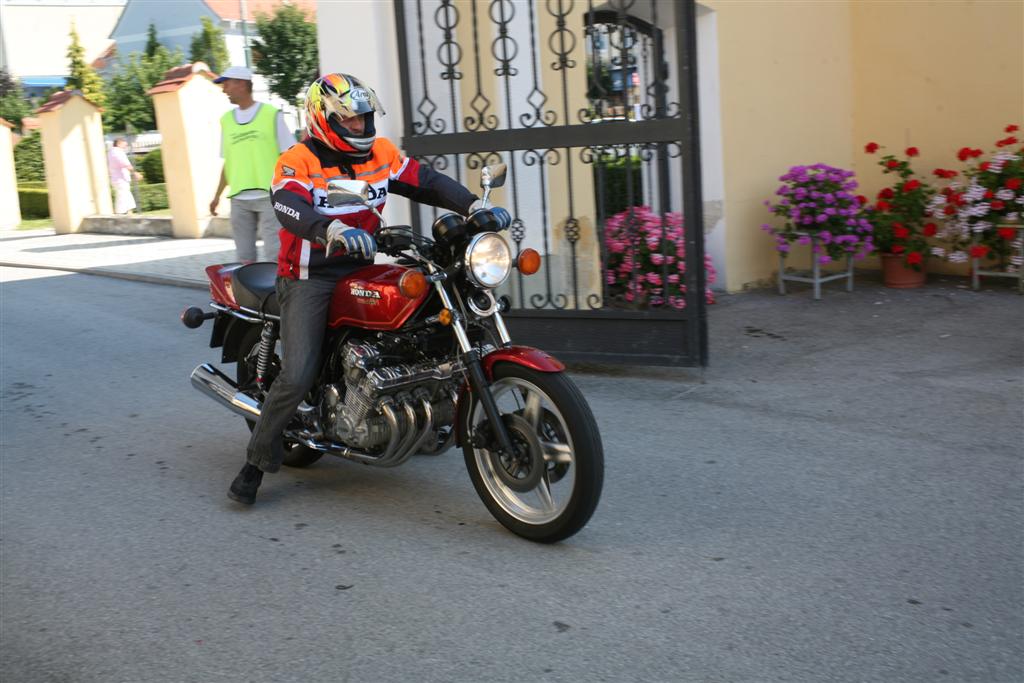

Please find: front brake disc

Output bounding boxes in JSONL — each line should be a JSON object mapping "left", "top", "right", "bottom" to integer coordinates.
{"left": 486, "top": 413, "right": 545, "bottom": 493}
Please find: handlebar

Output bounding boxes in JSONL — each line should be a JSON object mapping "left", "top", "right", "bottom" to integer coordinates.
{"left": 376, "top": 226, "right": 418, "bottom": 257}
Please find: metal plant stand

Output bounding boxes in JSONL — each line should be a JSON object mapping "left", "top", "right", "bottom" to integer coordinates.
{"left": 972, "top": 222, "right": 1024, "bottom": 294}
{"left": 778, "top": 234, "right": 854, "bottom": 300}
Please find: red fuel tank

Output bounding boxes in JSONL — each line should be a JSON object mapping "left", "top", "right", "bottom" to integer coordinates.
{"left": 327, "top": 264, "right": 428, "bottom": 331}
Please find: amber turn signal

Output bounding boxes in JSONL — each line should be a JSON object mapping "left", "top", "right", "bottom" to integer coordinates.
{"left": 399, "top": 270, "right": 429, "bottom": 299}
{"left": 438, "top": 309, "right": 453, "bottom": 326}
{"left": 517, "top": 248, "right": 541, "bottom": 275}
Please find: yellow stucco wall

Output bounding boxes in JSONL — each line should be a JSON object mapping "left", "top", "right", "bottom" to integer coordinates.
{"left": 152, "top": 73, "right": 231, "bottom": 238}
{"left": 851, "top": 0, "right": 1024, "bottom": 276}
{"left": 38, "top": 96, "right": 112, "bottom": 233}
{"left": 701, "top": 0, "right": 855, "bottom": 291}
{"left": 0, "top": 124, "right": 20, "bottom": 229}
{"left": 703, "top": 0, "right": 1023, "bottom": 289}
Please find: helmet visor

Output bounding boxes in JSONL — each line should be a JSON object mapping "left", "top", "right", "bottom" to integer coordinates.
{"left": 330, "top": 81, "right": 384, "bottom": 119}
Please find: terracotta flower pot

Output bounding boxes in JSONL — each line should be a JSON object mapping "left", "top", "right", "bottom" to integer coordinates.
{"left": 880, "top": 253, "right": 926, "bottom": 289}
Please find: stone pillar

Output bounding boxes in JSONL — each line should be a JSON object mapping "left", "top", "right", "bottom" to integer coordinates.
{"left": 149, "top": 62, "right": 231, "bottom": 238}
{"left": 36, "top": 91, "right": 112, "bottom": 233}
{"left": 0, "top": 119, "right": 20, "bottom": 229}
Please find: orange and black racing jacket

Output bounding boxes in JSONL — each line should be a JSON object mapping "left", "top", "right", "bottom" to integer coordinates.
{"left": 271, "top": 137, "right": 477, "bottom": 279}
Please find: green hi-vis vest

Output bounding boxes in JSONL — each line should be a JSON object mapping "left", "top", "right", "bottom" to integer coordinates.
{"left": 221, "top": 103, "right": 279, "bottom": 197}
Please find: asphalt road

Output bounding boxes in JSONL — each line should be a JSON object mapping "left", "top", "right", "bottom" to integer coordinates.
{"left": 1, "top": 266, "right": 1021, "bottom": 682}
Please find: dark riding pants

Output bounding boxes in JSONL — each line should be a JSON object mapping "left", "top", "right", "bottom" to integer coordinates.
{"left": 246, "top": 276, "right": 337, "bottom": 472}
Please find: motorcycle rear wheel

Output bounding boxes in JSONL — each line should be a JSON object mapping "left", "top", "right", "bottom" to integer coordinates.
{"left": 236, "top": 325, "right": 323, "bottom": 468}
{"left": 462, "top": 363, "right": 603, "bottom": 543}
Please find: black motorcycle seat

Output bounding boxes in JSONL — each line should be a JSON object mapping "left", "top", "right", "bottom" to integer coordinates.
{"left": 233, "top": 262, "right": 280, "bottom": 316}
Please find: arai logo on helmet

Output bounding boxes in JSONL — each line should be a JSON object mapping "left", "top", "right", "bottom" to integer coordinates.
{"left": 349, "top": 88, "right": 370, "bottom": 103}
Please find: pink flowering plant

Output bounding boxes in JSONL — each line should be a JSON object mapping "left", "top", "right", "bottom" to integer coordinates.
{"left": 761, "top": 163, "right": 874, "bottom": 264}
{"left": 926, "top": 124, "right": 1024, "bottom": 267}
{"left": 603, "top": 206, "right": 716, "bottom": 309}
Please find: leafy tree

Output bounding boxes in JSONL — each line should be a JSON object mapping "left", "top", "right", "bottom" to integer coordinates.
{"left": 251, "top": 5, "right": 319, "bottom": 109}
{"left": 104, "top": 46, "right": 183, "bottom": 132}
{"left": 145, "top": 24, "right": 161, "bottom": 59}
{"left": 14, "top": 132, "right": 45, "bottom": 183}
{"left": 66, "top": 23, "right": 106, "bottom": 108}
{"left": 0, "top": 69, "right": 31, "bottom": 130}
{"left": 189, "top": 16, "right": 230, "bottom": 74}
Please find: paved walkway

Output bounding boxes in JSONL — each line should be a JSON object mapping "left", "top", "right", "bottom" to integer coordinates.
{"left": 0, "top": 228, "right": 237, "bottom": 290}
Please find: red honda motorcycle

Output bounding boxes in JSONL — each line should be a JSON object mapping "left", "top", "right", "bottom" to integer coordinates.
{"left": 182, "top": 164, "right": 603, "bottom": 542}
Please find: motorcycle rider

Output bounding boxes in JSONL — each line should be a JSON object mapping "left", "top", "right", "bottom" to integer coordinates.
{"left": 229, "top": 73, "right": 509, "bottom": 504}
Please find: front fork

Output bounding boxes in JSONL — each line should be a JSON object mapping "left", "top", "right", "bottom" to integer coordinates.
{"left": 432, "top": 275, "right": 517, "bottom": 457}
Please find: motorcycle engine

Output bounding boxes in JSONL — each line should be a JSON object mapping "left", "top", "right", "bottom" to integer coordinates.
{"left": 321, "top": 341, "right": 459, "bottom": 451}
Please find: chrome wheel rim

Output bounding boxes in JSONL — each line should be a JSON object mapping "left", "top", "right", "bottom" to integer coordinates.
{"left": 470, "top": 377, "right": 575, "bottom": 525}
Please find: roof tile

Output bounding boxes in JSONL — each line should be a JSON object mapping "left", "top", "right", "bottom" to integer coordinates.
{"left": 203, "top": 0, "right": 316, "bottom": 22}
{"left": 36, "top": 90, "right": 103, "bottom": 114}
{"left": 147, "top": 62, "right": 217, "bottom": 95}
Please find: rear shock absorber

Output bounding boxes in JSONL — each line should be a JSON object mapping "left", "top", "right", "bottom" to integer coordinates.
{"left": 255, "top": 322, "right": 277, "bottom": 387}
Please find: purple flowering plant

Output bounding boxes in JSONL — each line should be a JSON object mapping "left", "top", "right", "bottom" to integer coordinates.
{"left": 761, "top": 163, "right": 874, "bottom": 264}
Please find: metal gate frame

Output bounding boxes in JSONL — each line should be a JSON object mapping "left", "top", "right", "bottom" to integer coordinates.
{"left": 393, "top": 0, "right": 707, "bottom": 367}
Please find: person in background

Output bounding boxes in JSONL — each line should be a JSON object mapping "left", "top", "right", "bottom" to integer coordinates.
{"left": 210, "top": 65, "right": 296, "bottom": 262}
{"left": 107, "top": 138, "right": 140, "bottom": 215}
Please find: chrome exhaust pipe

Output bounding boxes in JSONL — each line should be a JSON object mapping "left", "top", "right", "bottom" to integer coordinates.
{"left": 393, "top": 400, "right": 420, "bottom": 463}
{"left": 399, "top": 397, "right": 435, "bottom": 464}
{"left": 190, "top": 364, "right": 261, "bottom": 420}
{"left": 190, "top": 364, "right": 434, "bottom": 468}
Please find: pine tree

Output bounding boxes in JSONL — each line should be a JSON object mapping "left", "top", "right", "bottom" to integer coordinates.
{"left": 0, "top": 69, "right": 31, "bottom": 130}
{"left": 14, "top": 132, "right": 45, "bottom": 183}
{"left": 145, "top": 24, "right": 160, "bottom": 59}
{"left": 66, "top": 23, "right": 106, "bottom": 109}
{"left": 105, "top": 46, "right": 183, "bottom": 132}
{"left": 189, "top": 16, "right": 230, "bottom": 74}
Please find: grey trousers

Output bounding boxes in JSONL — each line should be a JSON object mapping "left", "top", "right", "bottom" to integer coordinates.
{"left": 230, "top": 196, "right": 281, "bottom": 262}
{"left": 246, "top": 276, "right": 337, "bottom": 473}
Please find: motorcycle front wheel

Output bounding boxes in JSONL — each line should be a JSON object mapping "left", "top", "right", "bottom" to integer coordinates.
{"left": 462, "top": 363, "right": 604, "bottom": 543}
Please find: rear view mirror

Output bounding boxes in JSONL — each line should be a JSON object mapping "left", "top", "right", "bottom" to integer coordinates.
{"left": 327, "top": 179, "right": 370, "bottom": 208}
{"left": 480, "top": 163, "right": 507, "bottom": 190}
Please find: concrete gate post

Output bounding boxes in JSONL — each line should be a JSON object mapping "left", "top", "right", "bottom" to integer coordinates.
{"left": 0, "top": 118, "right": 20, "bottom": 229}
{"left": 149, "top": 62, "right": 230, "bottom": 239}
{"left": 36, "top": 91, "right": 112, "bottom": 233}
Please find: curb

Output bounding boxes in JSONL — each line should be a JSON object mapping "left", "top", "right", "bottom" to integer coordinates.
{"left": 0, "top": 261, "right": 208, "bottom": 290}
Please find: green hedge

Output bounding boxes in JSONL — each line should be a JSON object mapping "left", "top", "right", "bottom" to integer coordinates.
{"left": 595, "top": 155, "right": 645, "bottom": 217}
{"left": 140, "top": 149, "right": 164, "bottom": 184}
{"left": 17, "top": 180, "right": 46, "bottom": 189}
{"left": 138, "top": 183, "right": 168, "bottom": 211}
{"left": 18, "top": 183, "right": 167, "bottom": 219}
{"left": 18, "top": 188, "right": 50, "bottom": 219}
{"left": 109, "top": 182, "right": 169, "bottom": 212}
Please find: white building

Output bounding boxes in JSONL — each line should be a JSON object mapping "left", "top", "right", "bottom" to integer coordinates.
{"left": 0, "top": 0, "right": 124, "bottom": 97}
{"left": 109, "top": 0, "right": 315, "bottom": 131}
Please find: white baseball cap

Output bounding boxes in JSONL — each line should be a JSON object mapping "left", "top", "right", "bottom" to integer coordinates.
{"left": 214, "top": 66, "right": 253, "bottom": 83}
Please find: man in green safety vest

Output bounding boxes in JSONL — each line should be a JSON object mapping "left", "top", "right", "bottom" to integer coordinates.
{"left": 210, "top": 66, "right": 296, "bottom": 262}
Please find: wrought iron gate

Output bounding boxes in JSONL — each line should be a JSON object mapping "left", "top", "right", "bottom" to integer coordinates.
{"left": 394, "top": 0, "right": 707, "bottom": 366}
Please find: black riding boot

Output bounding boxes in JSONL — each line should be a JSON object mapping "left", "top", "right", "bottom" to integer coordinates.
{"left": 228, "top": 463, "right": 264, "bottom": 505}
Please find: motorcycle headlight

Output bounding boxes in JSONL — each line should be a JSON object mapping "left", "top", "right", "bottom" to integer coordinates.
{"left": 465, "top": 232, "right": 512, "bottom": 288}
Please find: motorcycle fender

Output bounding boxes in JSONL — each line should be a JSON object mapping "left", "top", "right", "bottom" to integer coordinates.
{"left": 481, "top": 346, "right": 566, "bottom": 376}
{"left": 455, "top": 346, "right": 566, "bottom": 447}
{"left": 210, "top": 312, "right": 232, "bottom": 350}
{"left": 220, "top": 317, "right": 256, "bottom": 364}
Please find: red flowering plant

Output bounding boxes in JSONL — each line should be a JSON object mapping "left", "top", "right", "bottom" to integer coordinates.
{"left": 926, "top": 124, "right": 1023, "bottom": 267}
{"left": 863, "top": 143, "right": 936, "bottom": 270}
{"left": 760, "top": 163, "right": 874, "bottom": 264}
{"left": 603, "top": 206, "right": 716, "bottom": 309}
